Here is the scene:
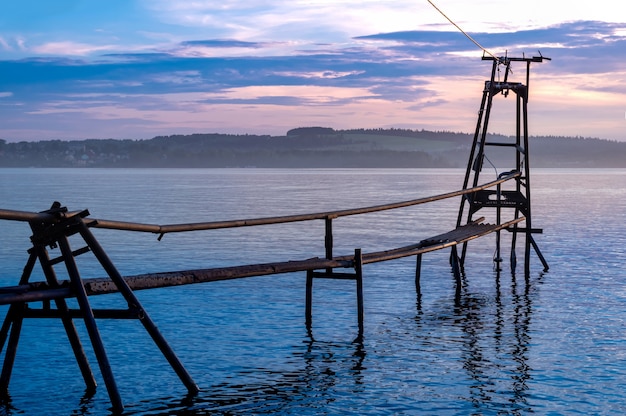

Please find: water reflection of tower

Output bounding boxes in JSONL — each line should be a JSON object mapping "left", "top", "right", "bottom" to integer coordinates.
{"left": 508, "top": 269, "right": 541, "bottom": 407}
{"left": 415, "top": 267, "right": 540, "bottom": 413}
{"left": 463, "top": 269, "right": 536, "bottom": 412}
{"left": 290, "top": 337, "right": 367, "bottom": 410}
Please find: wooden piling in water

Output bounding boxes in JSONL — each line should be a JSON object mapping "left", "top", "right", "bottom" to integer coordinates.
{"left": 306, "top": 248, "right": 365, "bottom": 335}
{"left": 355, "top": 249, "right": 364, "bottom": 335}
{"left": 415, "top": 253, "right": 423, "bottom": 295}
{"left": 58, "top": 231, "right": 124, "bottom": 413}
{"left": 77, "top": 220, "right": 200, "bottom": 396}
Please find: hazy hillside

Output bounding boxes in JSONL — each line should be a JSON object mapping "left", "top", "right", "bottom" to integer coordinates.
{"left": 0, "top": 128, "right": 624, "bottom": 168}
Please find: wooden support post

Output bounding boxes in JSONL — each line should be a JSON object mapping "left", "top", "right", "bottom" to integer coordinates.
{"left": 34, "top": 244, "right": 97, "bottom": 391}
{"left": 354, "top": 249, "right": 364, "bottom": 335}
{"left": 510, "top": 247, "right": 517, "bottom": 271}
{"left": 0, "top": 250, "right": 96, "bottom": 395}
{"left": 0, "top": 251, "right": 37, "bottom": 352}
{"left": 415, "top": 253, "right": 422, "bottom": 295}
{"left": 305, "top": 248, "right": 364, "bottom": 334}
{"left": 305, "top": 270, "right": 313, "bottom": 329}
{"left": 57, "top": 233, "right": 124, "bottom": 413}
{"left": 510, "top": 217, "right": 518, "bottom": 271}
{"left": 0, "top": 310, "right": 13, "bottom": 356}
{"left": 495, "top": 183, "right": 502, "bottom": 270}
{"left": 1, "top": 206, "right": 200, "bottom": 412}
{"left": 77, "top": 221, "right": 199, "bottom": 396}
{"left": 450, "top": 246, "right": 461, "bottom": 282}
{"left": 0, "top": 251, "right": 38, "bottom": 392}
{"left": 324, "top": 217, "right": 333, "bottom": 274}
{"left": 530, "top": 235, "right": 549, "bottom": 271}
{"left": 459, "top": 241, "right": 468, "bottom": 268}
{"left": 0, "top": 306, "right": 24, "bottom": 392}
{"left": 524, "top": 235, "right": 532, "bottom": 277}
{"left": 522, "top": 88, "right": 533, "bottom": 278}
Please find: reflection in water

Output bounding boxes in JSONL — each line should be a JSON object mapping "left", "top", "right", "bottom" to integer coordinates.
{"left": 115, "top": 338, "right": 367, "bottom": 415}
{"left": 301, "top": 336, "right": 367, "bottom": 383}
{"left": 117, "top": 269, "right": 542, "bottom": 415}
{"left": 0, "top": 267, "right": 545, "bottom": 416}
{"left": 0, "top": 392, "right": 14, "bottom": 414}
{"left": 75, "top": 389, "right": 98, "bottom": 414}
{"left": 425, "top": 267, "right": 539, "bottom": 414}
{"left": 1, "top": 169, "right": 624, "bottom": 414}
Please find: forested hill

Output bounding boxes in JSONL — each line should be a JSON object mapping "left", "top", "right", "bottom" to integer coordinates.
{"left": 1, "top": 127, "right": 624, "bottom": 168}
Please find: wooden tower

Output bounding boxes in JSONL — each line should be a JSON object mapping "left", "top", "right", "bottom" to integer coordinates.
{"left": 456, "top": 54, "right": 550, "bottom": 276}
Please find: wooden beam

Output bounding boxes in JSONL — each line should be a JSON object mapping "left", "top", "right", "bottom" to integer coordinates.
{"left": 0, "top": 217, "right": 524, "bottom": 306}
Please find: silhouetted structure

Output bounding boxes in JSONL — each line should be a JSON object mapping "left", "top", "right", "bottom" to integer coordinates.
{"left": 0, "top": 56, "right": 549, "bottom": 412}
{"left": 456, "top": 54, "right": 550, "bottom": 276}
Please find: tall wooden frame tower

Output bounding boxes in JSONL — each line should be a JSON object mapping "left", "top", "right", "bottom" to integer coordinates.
{"left": 456, "top": 54, "right": 550, "bottom": 276}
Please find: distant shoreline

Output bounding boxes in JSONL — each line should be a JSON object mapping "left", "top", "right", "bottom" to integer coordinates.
{"left": 1, "top": 128, "right": 625, "bottom": 168}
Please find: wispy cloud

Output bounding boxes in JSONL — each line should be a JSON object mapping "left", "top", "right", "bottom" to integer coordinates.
{"left": 0, "top": 36, "right": 28, "bottom": 53}
{"left": 0, "top": 37, "right": 11, "bottom": 51}
{"left": 2, "top": 16, "right": 626, "bottom": 140}
{"left": 32, "top": 41, "right": 119, "bottom": 56}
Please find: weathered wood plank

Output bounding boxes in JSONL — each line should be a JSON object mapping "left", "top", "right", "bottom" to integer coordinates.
{"left": 0, "top": 216, "right": 523, "bottom": 304}
{"left": 84, "top": 257, "right": 355, "bottom": 295}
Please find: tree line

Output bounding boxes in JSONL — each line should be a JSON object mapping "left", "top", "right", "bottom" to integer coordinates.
{"left": 0, "top": 128, "right": 624, "bottom": 168}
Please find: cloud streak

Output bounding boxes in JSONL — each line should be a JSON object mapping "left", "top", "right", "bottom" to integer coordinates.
{"left": 2, "top": 12, "right": 626, "bottom": 141}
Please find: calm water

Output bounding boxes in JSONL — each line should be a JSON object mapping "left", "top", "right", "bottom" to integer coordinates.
{"left": 0, "top": 168, "right": 625, "bottom": 415}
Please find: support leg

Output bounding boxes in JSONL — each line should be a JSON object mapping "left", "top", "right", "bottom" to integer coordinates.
{"left": 57, "top": 302, "right": 98, "bottom": 391}
{"left": 495, "top": 184, "right": 502, "bottom": 270}
{"left": 510, "top": 214, "right": 519, "bottom": 271}
{"left": 354, "top": 249, "right": 364, "bottom": 336}
{"left": 34, "top": 245, "right": 97, "bottom": 391}
{"left": 529, "top": 236, "right": 549, "bottom": 271}
{"left": 415, "top": 253, "right": 422, "bottom": 295}
{"left": 0, "top": 251, "right": 39, "bottom": 392}
{"left": 57, "top": 234, "right": 124, "bottom": 413}
{"left": 0, "top": 306, "right": 24, "bottom": 392}
{"left": 0, "top": 251, "right": 37, "bottom": 352}
{"left": 510, "top": 245, "right": 517, "bottom": 271}
{"left": 305, "top": 270, "right": 313, "bottom": 329}
{"left": 459, "top": 242, "right": 468, "bottom": 268}
{"left": 78, "top": 222, "right": 199, "bottom": 395}
{"left": 524, "top": 234, "right": 531, "bottom": 277}
{"left": 450, "top": 246, "right": 461, "bottom": 281}
{"left": 0, "top": 310, "right": 13, "bottom": 354}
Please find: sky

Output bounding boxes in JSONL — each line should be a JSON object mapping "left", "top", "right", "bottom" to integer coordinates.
{"left": 1, "top": 0, "right": 625, "bottom": 142}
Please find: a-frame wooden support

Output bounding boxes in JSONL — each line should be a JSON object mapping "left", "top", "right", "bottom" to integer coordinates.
{"left": 0, "top": 203, "right": 198, "bottom": 413}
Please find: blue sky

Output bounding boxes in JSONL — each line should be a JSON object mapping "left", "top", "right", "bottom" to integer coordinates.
{"left": 1, "top": 0, "right": 625, "bottom": 141}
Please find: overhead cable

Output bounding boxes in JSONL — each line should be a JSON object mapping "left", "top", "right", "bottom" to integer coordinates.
{"left": 426, "top": 0, "right": 501, "bottom": 62}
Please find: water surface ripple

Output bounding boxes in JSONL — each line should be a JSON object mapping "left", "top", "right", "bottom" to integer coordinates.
{"left": 0, "top": 168, "right": 624, "bottom": 415}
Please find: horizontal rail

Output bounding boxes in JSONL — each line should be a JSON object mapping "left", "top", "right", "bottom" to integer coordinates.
{"left": 0, "top": 172, "right": 520, "bottom": 235}
{"left": 0, "top": 217, "right": 524, "bottom": 305}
